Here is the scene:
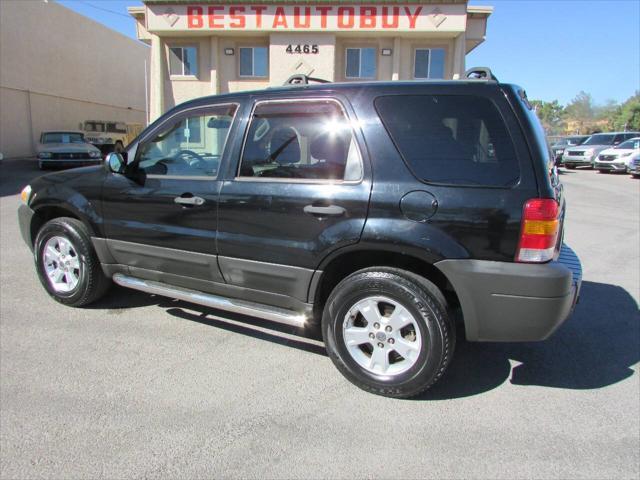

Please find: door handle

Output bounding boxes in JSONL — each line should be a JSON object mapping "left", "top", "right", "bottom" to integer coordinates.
{"left": 174, "top": 195, "right": 205, "bottom": 206}
{"left": 303, "top": 205, "right": 346, "bottom": 217}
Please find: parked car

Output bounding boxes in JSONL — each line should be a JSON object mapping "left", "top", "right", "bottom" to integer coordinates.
{"left": 81, "top": 120, "right": 144, "bottom": 155}
{"left": 628, "top": 156, "right": 640, "bottom": 178}
{"left": 594, "top": 137, "right": 640, "bottom": 173}
{"left": 18, "top": 69, "right": 582, "bottom": 398}
{"left": 562, "top": 131, "right": 640, "bottom": 169}
{"left": 36, "top": 131, "right": 102, "bottom": 170}
{"left": 551, "top": 135, "right": 589, "bottom": 164}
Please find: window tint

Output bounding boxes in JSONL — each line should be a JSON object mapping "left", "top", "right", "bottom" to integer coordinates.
{"left": 169, "top": 46, "right": 198, "bottom": 76}
{"left": 375, "top": 95, "right": 520, "bottom": 187}
{"left": 136, "top": 105, "right": 237, "bottom": 177}
{"left": 239, "top": 47, "right": 268, "bottom": 77}
{"left": 345, "top": 48, "right": 376, "bottom": 79}
{"left": 238, "top": 100, "right": 362, "bottom": 181}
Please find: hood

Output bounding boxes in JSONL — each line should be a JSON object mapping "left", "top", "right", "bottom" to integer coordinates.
{"left": 32, "top": 165, "right": 104, "bottom": 188}
{"left": 598, "top": 147, "right": 623, "bottom": 156}
{"left": 565, "top": 144, "right": 610, "bottom": 153}
{"left": 37, "top": 143, "right": 100, "bottom": 153}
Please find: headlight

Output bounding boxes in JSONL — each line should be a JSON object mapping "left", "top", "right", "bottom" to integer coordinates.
{"left": 89, "top": 151, "right": 101, "bottom": 158}
{"left": 20, "top": 185, "right": 32, "bottom": 205}
{"left": 37, "top": 152, "right": 52, "bottom": 159}
{"left": 583, "top": 148, "right": 594, "bottom": 157}
{"left": 620, "top": 151, "right": 632, "bottom": 157}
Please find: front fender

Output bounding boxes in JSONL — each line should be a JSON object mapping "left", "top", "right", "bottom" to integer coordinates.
{"left": 29, "top": 186, "right": 102, "bottom": 238}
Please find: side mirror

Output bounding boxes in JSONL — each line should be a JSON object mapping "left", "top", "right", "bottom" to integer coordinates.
{"left": 106, "top": 152, "right": 126, "bottom": 174}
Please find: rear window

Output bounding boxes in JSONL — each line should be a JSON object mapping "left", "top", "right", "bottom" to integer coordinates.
{"left": 375, "top": 95, "right": 520, "bottom": 187}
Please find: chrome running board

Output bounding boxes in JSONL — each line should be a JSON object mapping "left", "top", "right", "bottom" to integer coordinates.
{"left": 112, "top": 274, "right": 308, "bottom": 328}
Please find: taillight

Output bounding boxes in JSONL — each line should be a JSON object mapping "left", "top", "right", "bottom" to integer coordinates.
{"left": 516, "top": 198, "right": 560, "bottom": 263}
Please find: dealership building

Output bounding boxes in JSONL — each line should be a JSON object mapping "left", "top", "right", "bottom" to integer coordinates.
{"left": 129, "top": 0, "right": 492, "bottom": 120}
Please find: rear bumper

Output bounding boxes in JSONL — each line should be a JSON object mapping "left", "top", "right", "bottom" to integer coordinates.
{"left": 436, "top": 244, "right": 582, "bottom": 342}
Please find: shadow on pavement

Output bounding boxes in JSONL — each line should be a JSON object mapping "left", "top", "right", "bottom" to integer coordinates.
{"left": 0, "top": 159, "right": 42, "bottom": 197}
{"left": 421, "top": 281, "right": 639, "bottom": 400}
{"left": 92, "top": 279, "right": 638, "bottom": 398}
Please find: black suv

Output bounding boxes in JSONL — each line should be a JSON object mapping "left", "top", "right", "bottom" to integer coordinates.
{"left": 18, "top": 69, "right": 582, "bottom": 398}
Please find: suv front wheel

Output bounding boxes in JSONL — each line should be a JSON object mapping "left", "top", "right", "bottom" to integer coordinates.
{"left": 34, "top": 217, "right": 110, "bottom": 307}
{"left": 322, "top": 267, "right": 455, "bottom": 398}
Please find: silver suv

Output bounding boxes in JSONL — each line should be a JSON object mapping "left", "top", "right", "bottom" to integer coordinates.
{"left": 562, "top": 132, "right": 640, "bottom": 169}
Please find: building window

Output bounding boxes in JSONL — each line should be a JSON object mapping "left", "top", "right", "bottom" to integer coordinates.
{"left": 414, "top": 48, "right": 446, "bottom": 79}
{"left": 239, "top": 47, "right": 268, "bottom": 78}
{"left": 345, "top": 48, "right": 376, "bottom": 79}
{"left": 169, "top": 46, "right": 198, "bottom": 76}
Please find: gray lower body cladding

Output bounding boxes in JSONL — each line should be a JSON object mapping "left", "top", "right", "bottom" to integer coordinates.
{"left": 436, "top": 244, "right": 582, "bottom": 342}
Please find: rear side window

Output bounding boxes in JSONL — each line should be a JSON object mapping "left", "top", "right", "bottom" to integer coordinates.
{"left": 375, "top": 95, "right": 520, "bottom": 187}
{"left": 238, "top": 100, "right": 363, "bottom": 181}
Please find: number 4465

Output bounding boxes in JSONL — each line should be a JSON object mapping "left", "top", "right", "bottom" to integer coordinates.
{"left": 286, "top": 44, "right": 319, "bottom": 54}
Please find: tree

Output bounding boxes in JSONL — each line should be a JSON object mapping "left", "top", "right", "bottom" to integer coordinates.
{"left": 564, "top": 91, "right": 595, "bottom": 122}
{"left": 531, "top": 100, "right": 565, "bottom": 135}
{"left": 608, "top": 92, "right": 640, "bottom": 131}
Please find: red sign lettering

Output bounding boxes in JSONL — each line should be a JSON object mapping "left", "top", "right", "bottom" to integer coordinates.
{"left": 315, "top": 6, "right": 332, "bottom": 29}
{"left": 207, "top": 6, "right": 224, "bottom": 28}
{"left": 404, "top": 6, "right": 422, "bottom": 29}
{"left": 229, "top": 6, "right": 245, "bottom": 28}
{"left": 359, "top": 6, "right": 376, "bottom": 28}
{"left": 273, "top": 6, "right": 288, "bottom": 28}
{"left": 337, "top": 6, "right": 355, "bottom": 29}
{"left": 250, "top": 5, "right": 267, "bottom": 28}
{"left": 382, "top": 6, "right": 399, "bottom": 29}
{"left": 187, "top": 5, "right": 203, "bottom": 28}
{"left": 293, "top": 6, "right": 311, "bottom": 28}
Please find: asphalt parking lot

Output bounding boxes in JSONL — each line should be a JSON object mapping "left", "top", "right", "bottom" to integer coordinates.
{"left": 1, "top": 159, "right": 638, "bottom": 479}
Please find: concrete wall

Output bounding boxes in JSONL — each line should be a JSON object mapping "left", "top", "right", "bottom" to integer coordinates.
{"left": 0, "top": 0, "right": 150, "bottom": 158}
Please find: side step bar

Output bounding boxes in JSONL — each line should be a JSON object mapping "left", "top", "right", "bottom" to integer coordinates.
{"left": 112, "top": 274, "right": 308, "bottom": 328}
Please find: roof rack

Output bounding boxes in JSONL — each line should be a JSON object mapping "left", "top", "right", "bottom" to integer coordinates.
{"left": 283, "top": 74, "right": 331, "bottom": 86}
{"left": 464, "top": 67, "right": 499, "bottom": 82}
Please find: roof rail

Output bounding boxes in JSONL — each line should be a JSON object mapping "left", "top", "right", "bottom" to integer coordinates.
{"left": 464, "top": 67, "right": 499, "bottom": 82}
{"left": 283, "top": 74, "right": 331, "bottom": 86}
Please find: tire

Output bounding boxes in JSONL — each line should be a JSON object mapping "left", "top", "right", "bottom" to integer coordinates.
{"left": 599, "top": 170, "right": 608, "bottom": 174}
{"left": 566, "top": 164, "right": 576, "bottom": 169}
{"left": 34, "top": 217, "right": 110, "bottom": 307}
{"left": 322, "top": 267, "right": 455, "bottom": 398}
{"left": 632, "top": 174, "right": 640, "bottom": 179}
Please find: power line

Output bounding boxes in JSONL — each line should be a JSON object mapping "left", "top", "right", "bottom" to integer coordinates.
{"left": 81, "top": 2, "right": 133, "bottom": 19}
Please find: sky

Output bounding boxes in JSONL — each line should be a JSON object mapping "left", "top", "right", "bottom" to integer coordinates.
{"left": 57, "top": 0, "right": 640, "bottom": 106}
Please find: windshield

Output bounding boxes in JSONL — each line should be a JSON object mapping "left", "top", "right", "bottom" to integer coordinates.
{"left": 616, "top": 138, "right": 640, "bottom": 150}
{"left": 582, "top": 134, "right": 616, "bottom": 146}
{"left": 42, "top": 133, "right": 85, "bottom": 144}
{"left": 568, "top": 136, "right": 588, "bottom": 146}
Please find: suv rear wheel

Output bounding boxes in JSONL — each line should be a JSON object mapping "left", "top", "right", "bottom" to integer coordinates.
{"left": 322, "top": 267, "right": 455, "bottom": 398}
{"left": 34, "top": 217, "right": 110, "bottom": 306}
